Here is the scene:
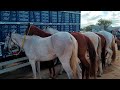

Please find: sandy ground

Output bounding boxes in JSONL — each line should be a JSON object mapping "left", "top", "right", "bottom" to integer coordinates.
{"left": 1, "top": 51, "right": 120, "bottom": 79}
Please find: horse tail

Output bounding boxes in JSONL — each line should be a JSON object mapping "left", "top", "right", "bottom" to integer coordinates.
{"left": 111, "top": 36, "right": 116, "bottom": 61}
{"left": 84, "top": 36, "right": 96, "bottom": 78}
{"left": 70, "top": 35, "right": 80, "bottom": 79}
{"left": 95, "top": 33, "right": 106, "bottom": 68}
{"left": 101, "top": 36, "right": 106, "bottom": 68}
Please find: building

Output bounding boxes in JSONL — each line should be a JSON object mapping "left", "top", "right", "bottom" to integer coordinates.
{"left": 0, "top": 11, "right": 81, "bottom": 58}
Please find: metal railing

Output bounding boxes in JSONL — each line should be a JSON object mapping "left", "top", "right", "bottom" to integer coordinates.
{"left": 0, "top": 22, "right": 80, "bottom": 25}
{"left": 0, "top": 57, "right": 30, "bottom": 74}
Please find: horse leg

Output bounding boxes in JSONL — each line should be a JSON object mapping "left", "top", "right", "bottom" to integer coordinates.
{"left": 106, "top": 48, "right": 113, "bottom": 65}
{"left": 29, "top": 60, "right": 37, "bottom": 79}
{"left": 97, "top": 60, "right": 103, "bottom": 77}
{"left": 80, "top": 53, "right": 91, "bottom": 79}
{"left": 48, "top": 61, "right": 54, "bottom": 78}
{"left": 76, "top": 60, "right": 82, "bottom": 79}
{"left": 48, "top": 67, "right": 52, "bottom": 78}
{"left": 81, "top": 63, "right": 85, "bottom": 79}
{"left": 58, "top": 56, "right": 73, "bottom": 79}
{"left": 37, "top": 61, "right": 41, "bottom": 79}
{"left": 96, "top": 53, "right": 103, "bottom": 77}
{"left": 61, "top": 63, "right": 73, "bottom": 79}
{"left": 48, "top": 60, "right": 57, "bottom": 79}
{"left": 52, "top": 59, "right": 57, "bottom": 78}
{"left": 59, "top": 65, "right": 64, "bottom": 75}
{"left": 52, "top": 65, "right": 56, "bottom": 78}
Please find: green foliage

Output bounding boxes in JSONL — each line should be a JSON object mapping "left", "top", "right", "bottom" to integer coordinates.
{"left": 96, "top": 19, "right": 112, "bottom": 30}
{"left": 83, "top": 25, "right": 94, "bottom": 31}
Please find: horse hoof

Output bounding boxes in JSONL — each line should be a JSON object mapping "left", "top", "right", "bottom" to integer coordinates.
{"left": 58, "top": 72, "right": 63, "bottom": 75}
{"left": 49, "top": 77, "right": 56, "bottom": 79}
{"left": 48, "top": 77, "right": 52, "bottom": 79}
{"left": 97, "top": 75, "right": 102, "bottom": 77}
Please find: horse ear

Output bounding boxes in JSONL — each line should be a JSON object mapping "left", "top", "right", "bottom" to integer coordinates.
{"left": 8, "top": 31, "right": 12, "bottom": 37}
{"left": 47, "top": 26, "right": 51, "bottom": 29}
{"left": 28, "top": 23, "right": 31, "bottom": 27}
{"left": 26, "top": 23, "right": 31, "bottom": 31}
{"left": 45, "top": 26, "right": 49, "bottom": 30}
{"left": 12, "top": 30, "right": 16, "bottom": 34}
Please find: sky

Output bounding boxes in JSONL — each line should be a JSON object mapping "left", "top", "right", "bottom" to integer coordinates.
{"left": 81, "top": 11, "right": 120, "bottom": 28}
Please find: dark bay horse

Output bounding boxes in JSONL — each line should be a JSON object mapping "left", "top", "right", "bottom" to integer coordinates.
{"left": 95, "top": 33, "right": 106, "bottom": 68}
{"left": 98, "top": 31, "right": 116, "bottom": 65}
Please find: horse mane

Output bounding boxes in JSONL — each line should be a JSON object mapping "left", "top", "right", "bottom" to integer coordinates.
{"left": 25, "top": 25, "right": 52, "bottom": 37}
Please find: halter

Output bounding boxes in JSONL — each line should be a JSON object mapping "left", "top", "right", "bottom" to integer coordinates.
{"left": 8, "top": 35, "right": 21, "bottom": 56}
{"left": 8, "top": 25, "right": 31, "bottom": 56}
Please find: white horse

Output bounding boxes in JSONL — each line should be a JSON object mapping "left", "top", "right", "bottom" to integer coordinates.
{"left": 44, "top": 27, "right": 60, "bottom": 34}
{"left": 4, "top": 31, "right": 82, "bottom": 79}
{"left": 97, "top": 30, "right": 116, "bottom": 65}
{"left": 45, "top": 27, "right": 103, "bottom": 77}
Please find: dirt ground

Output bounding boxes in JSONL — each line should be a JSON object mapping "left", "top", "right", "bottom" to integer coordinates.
{"left": 1, "top": 50, "right": 120, "bottom": 79}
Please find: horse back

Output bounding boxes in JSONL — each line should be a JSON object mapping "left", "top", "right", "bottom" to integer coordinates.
{"left": 70, "top": 32, "right": 88, "bottom": 51}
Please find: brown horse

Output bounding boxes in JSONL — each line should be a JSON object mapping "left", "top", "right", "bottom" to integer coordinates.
{"left": 25, "top": 24, "right": 58, "bottom": 78}
{"left": 95, "top": 33, "right": 106, "bottom": 68}
{"left": 70, "top": 32, "right": 96, "bottom": 79}
{"left": 26, "top": 25, "right": 96, "bottom": 79}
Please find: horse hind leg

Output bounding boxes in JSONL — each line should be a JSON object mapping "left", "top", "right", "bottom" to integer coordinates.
{"left": 58, "top": 56, "right": 73, "bottom": 79}
{"left": 29, "top": 60, "right": 37, "bottom": 79}
{"left": 37, "top": 61, "right": 41, "bottom": 79}
{"left": 84, "top": 52, "right": 91, "bottom": 79}
{"left": 76, "top": 58, "right": 82, "bottom": 79}
{"left": 106, "top": 48, "right": 113, "bottom": 65}
{"left": 48, "top": 60, "right": 55, "bottom": 79}
{"left": 97, "top": 60, "right": 103, "bottom": 77}
{"left": 59, "top": 65, "right": 64, "bottom": 75}
{"left": 96, "top": 54, "right": 103, "bottom": 77}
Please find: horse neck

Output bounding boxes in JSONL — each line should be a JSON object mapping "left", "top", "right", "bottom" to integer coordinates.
{"left": 12, "top": 34, "right": 27, "bottom": 47}
{"left": 29, "top": 25, "right": 51, "bottom": 37}
{"left": 47, "top": 28, "right": 59, "bottom": 34}
{"left": 37, "top": 30, "right": 51, "bottom": 37}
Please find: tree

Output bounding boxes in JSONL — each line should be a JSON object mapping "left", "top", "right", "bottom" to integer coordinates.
{"left": 83, "top": 25, "right": 94, "bottom": 32}
{"left": 80, "top": 28, "right": 84, "bottom": 31}
{"left": 97, "top": 19, "right": 112, "bottom": 30}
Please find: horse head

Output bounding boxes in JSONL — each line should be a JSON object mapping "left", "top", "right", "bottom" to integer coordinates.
{"left": 4, "top": 31, "right": 21, "bottom": 55}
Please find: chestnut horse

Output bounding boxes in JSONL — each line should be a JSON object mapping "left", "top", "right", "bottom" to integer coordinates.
{"left": 45, "top": 27, "right": 97, "bottom": 79}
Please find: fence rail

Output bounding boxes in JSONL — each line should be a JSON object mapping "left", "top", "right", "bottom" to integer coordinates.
{"left": 0, "top": 57, "right": 30, "bottom": 74}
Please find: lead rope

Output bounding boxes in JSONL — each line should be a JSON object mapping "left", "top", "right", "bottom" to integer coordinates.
{"left": 22, "top": 25, "right": 31, "bottom": 48}
{"left": 13, "top": 25, "right": 31, "bottom": 56}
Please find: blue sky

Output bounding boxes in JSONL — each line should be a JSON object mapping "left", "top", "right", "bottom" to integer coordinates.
{"left": 81, "top": 11, "right": 120, "bottom": 28}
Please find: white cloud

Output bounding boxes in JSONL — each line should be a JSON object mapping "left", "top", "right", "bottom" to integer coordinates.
{"left": 81, "top": 11, "right": 120, "bottom": 28}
